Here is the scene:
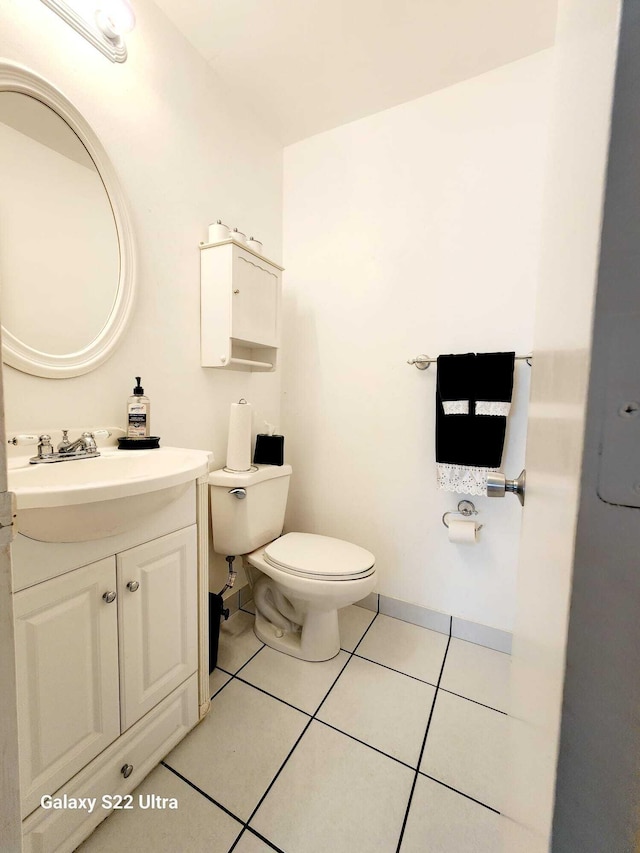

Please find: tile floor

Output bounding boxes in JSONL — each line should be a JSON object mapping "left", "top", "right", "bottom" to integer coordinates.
{"left": 78, "top": 604, "right": 518, "bottom": 853}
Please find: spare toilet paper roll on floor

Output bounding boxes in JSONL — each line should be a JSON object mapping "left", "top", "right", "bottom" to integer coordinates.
{"left": 226, "top": 399, "right": 252, "bottom": 471}
{"left": 447, "top": 519, "right": 480, "bottom": 544}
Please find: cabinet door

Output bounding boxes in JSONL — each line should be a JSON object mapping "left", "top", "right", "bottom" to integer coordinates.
{"left": 14, "top": 557, "right": 120, "bottom": 818}
{"left": 117, "top": 526, "right": 198, "bottom": 731}
{"left": 231, "top": 253, "right": 279, "bottom": 346}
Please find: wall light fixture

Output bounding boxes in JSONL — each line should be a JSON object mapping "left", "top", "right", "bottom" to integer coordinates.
{"left": 40, "top": 0, "right": 136, "bottom": 63}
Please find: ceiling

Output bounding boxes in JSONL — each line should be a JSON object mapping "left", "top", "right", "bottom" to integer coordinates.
{"left": 153, "top": 0, "right": 558, "bottom": 145}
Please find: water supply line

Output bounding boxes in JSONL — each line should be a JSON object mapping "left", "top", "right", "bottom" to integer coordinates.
{"left": 218, "top": 555, "right": 238, "bottom": 597}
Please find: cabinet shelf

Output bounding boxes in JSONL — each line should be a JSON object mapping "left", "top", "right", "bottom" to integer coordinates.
{"left": 200, "top": 238, "right": 283, "bottom": 372}
{"left": 229, "top": 357, "right": 274, "bottom": 370}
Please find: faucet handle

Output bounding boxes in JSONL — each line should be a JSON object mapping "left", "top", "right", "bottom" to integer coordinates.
{"left": 7, "top": 434, "right": 38, "bottom": 446}
{"left": 82, "top": 432, "right": 97, "bottom": 451}
{"left": 37, "top": 435, "right": 53, "bottom": 459}
{"left": 58, "top": 430, "right": 71, "bottom": 451}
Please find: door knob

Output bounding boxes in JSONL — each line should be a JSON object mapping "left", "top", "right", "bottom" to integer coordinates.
{"left": 486, "top": 469, "right": 526, "bottom": 506}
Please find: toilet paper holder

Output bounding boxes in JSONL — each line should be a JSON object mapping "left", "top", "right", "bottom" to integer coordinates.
{"left": 442, "top": 500, "right": 483, "bottom": 531}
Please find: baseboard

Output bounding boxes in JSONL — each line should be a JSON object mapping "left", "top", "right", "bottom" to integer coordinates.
{"left": 221, "top": 582, "right": 252, "bottom": 616}
{"left": 355, "top": 593, "right": 512, "bottom": 655}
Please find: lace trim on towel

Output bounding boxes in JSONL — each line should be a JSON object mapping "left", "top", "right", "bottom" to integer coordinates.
{"left": 442, "top": 400, "right": 469, "bottom": 415}
{"left": 476, "top": 401, "right": 511, "bottom": 417}
{"left": 436, "top": 463, "right": 499, "bottom": 496}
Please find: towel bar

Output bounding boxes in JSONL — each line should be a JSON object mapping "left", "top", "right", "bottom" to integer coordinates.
{"left": 408, "top": 353, "right": 533, "bottom": 369}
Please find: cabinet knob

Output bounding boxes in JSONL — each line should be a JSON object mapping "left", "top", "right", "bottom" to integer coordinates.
{"left": 126, "top": 581, "right": 140, "bottom": 592}
{"left": 233, "top": 289, "right": 240, "bottom": 294}
{"left": 121, "top": 763, "right": 134, "bottom": 779}
{"left": 102, "top": 591, "right": 117, "bottom": 604}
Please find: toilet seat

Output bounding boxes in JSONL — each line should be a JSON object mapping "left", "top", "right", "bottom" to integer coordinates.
{"left": 264, "top": 532, "right": 375, "bottom": 581}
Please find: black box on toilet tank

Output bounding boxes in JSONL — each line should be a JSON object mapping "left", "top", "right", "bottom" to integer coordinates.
{"left": 253, "top": 434, "right": 284, "bottom": 466}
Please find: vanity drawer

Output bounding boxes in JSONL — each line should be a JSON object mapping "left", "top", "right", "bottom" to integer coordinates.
{"left": 22, "top": 673, "right": 198, "bottom": 853}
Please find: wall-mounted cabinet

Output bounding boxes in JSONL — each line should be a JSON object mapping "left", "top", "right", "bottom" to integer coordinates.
{"left": 200, "top": 238, "right": 283, "bottom": 371}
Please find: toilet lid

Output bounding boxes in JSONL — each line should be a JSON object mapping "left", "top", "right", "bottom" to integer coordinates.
{"left": 264, "top": 532, "right": 375, "bottom": 580}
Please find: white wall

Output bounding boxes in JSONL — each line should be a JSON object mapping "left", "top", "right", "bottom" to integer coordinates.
{"left": 0, "top": 0, "right": 283, "bottom": 589}
{"left": 282, "top": 51, "right": 553, "bottom": 632}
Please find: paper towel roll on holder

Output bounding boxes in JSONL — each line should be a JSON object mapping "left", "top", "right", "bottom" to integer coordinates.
{"left": 442, "top": 500, "right": 483, "bottom": 531}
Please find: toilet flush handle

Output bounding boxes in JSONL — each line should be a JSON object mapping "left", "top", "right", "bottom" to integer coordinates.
{"left": 228, "top": 488, "right": 247, "bottom": 500}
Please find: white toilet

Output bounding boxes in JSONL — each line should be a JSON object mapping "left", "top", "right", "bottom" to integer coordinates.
{"left": 208, "top": 464, "right": 376, "bottom": 661}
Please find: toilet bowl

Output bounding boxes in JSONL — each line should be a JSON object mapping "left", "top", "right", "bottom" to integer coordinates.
{"left": 208, "top": 465, "right": 376, "bottom": 662}
{"left": 247, "top": 532, "right": 376, "bottom": 661}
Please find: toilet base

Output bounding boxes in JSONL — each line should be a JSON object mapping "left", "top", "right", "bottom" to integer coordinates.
{"left": 254, "top": 607, "right": 341, "bottom": 662}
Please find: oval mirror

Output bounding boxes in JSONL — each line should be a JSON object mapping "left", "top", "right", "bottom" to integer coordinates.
{"left": 0, "top": 64, "right": 135, "bottom": 378}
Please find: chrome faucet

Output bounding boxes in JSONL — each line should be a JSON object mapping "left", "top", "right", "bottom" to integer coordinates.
{"left": 58, "top": 431, "right": 97, "bottom": 455}
{"left": 30, "top": 431, "right": 100, "bottom": 464}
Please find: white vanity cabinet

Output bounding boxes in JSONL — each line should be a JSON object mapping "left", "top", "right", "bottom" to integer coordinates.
{"left": 200, "top": 238, "right": 283, "bottom": 371}
{"left": 16, "top": 526, "right": 198, "bottom": 821}
{"left": 11, "top": 470, "right": 210, "bottom": 853}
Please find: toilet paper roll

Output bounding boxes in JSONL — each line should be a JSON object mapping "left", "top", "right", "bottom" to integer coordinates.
{"left": 447, "top": 519, "right": 479, "bottom": 544}
{"left": 208, "top": 221, "right": 230, "bottom": 242}
{"left": 226, "top": 399, "right": 252, "bottom": 471}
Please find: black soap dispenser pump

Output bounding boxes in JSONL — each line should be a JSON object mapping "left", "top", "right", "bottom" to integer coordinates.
{"left": 127, "top": 376, "right": 150, "bottom": 437}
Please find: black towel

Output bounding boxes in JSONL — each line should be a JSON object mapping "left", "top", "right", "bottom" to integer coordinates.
{"left": 436, "top": 351, "right": 515, "bottom": 493}
{"left": 436, "top": 353, "right": 475, "bottom": 415}
{"left": 475, "top": 352, "right": 515, "bottom": 414}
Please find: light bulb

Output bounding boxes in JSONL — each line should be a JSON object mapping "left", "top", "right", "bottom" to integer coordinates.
{"left": 95, "top": 0, "right": 136, "bottom": 39}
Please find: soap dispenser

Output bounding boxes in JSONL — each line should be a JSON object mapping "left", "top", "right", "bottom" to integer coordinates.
{"left": 127, "top": 376, "right": 150, "bottom": 437}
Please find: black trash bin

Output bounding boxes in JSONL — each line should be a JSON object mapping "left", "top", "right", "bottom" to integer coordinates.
{"left": 209, "top": 592, "right": 229, "bottom": 673}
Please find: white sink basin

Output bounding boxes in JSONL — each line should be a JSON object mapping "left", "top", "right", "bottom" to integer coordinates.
{"left": 8, "top": 446, "right": 212, "bottom": 542}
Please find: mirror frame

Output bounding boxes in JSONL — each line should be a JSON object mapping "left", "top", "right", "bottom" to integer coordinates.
{"left": 0, "top": 62, "right": 135, "bottom": 378}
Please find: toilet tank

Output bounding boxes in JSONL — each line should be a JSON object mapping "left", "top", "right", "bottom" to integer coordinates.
{"left": 208, "top": 464, "right": 292, "bottom": 556}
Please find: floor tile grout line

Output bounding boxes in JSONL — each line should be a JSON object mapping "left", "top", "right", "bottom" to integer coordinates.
{"left": 232, "top": 643, "right": 266, "bottom": 678}
{"left": 162, "top": 760, "right": 287, "bottom": 853}
{"left": 210, "top": 673, "right": 235, "bottom": 702}
{"left": 211, "top": 612, "right": 506, "bottom": 836}
{"left": 239, "top": 613, "right": 382, "bottom": 837}
{"left": 310, "top": 610, "right": 380, "bottom": 719}
{"left": 351, "top": 652, "right": 439, "bottom": 689}
{"left": 160, "top": 762, "right": 245, "bottom": 826}
{"left": 228, "top": 824, "right": 286, "bottom": 853}
{"left": 242, "top": 716, "right": 315, "bottom": 832}
{"left": 227, "top": 826, "right": 245, "bottom": 853}
{"left": 212, "top": 670, "right": 313, "bottom": 716}
{"left": 394, "top": 616, "right": 453, "bottom": 853}
{"left": 233, "top": 675, "right": 314, "bottom": 716}
{"left": 351, "top": 610, "right": 379, "bottom": 655}
{"left": 209, "top": 611, "right": 489, "bottom": 850}
{"left": 213, "top": 615, "right": 384, "bottom": 723}
{"left": 216, "top": 660, "right": 424, "bottom": 773}
{"left": 134, "top": 613, "right": 382, "bottom": 853}
{"left": 438, "top": 686, "right": 508, "bottom": 716}
{"left": 245, "top": 825, "right": 287, "bottom": 852}
{"left": 315, "top": 718, "right": 416, "bottom": 772}
{"left": 418, "top": 771, "right": 501, "bottom": 815}
{"left": 224, "top": 648, "right": 509, "bottom": 718}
